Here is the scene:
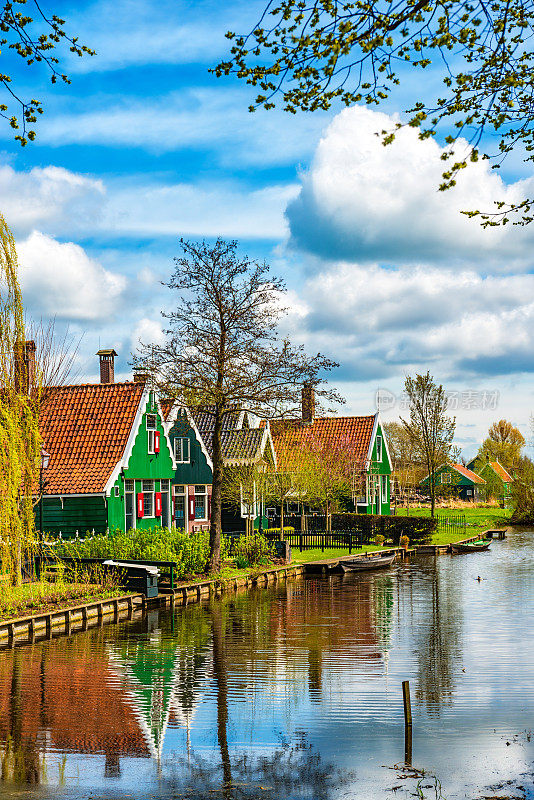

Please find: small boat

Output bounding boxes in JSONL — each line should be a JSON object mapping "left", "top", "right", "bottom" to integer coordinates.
{"left": 451, "top": 540, "right": 491, "bottom": 554}
{"left": 340, "top": 553, "right": 396, "bottom": 572}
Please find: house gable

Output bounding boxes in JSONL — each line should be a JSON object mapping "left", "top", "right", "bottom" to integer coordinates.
{"left": 165, "top": 405, "right": 213, "bottom": 485}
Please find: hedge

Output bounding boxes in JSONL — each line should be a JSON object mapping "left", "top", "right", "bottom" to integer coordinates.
{"left": 329, "top": 513, "right": 437, "bottom": 544}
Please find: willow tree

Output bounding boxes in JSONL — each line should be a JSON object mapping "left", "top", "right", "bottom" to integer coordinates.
{"left": 136, "top": 238, "right": 341, "bottom": 573}
{"left": 0, "top": 215, "right": 41, "bottom": 586}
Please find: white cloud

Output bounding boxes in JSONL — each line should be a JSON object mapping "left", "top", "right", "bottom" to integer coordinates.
{"left": 0, "top": 164, "right": 104, "bottom": 238}
{"left": 37, "top": 88, "right": 329, "bottom": 167}
{"left": 17, "top": 231, "right": 127, "bottom": 321}
{"left": 284, "top": 261, "right": 534, "bottom": 380}
{"left": 102, "top": 179, "right": 299, "bottom": 239}
{"left": 286, "top": 106, "right": 534, "bottom": 270}
{"left": 130, "top": 317, "right": 165, "bottom": 352}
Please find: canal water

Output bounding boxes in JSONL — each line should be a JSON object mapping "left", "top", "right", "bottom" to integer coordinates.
{"left": 1, "top": 530, "right": 533, "bottom": 800}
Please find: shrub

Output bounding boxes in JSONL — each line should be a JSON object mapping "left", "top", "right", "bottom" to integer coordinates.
{"left": 400, "top": 535, "right": 410, "bottom": 548}
{"left": 329, "top": 513, "right": 436, "bottom": 544}
{"left": 232, "top": 533, "right": 274, "bottom": 568}
{"left": 374, "top": 534, "right": 385, "bottom": 546}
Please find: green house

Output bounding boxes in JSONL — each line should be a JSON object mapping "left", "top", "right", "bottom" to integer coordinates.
{"left": 271, "top": 403, "right": 392, "bottom": 516}
{"left": 420, "top": 463, "right": 486, "bottom": 502}
{"left": 38, "top": 367, "right": 176, "bottom": 537}
{"left": 467, "top": 458, "right": 514, "bottom": 506}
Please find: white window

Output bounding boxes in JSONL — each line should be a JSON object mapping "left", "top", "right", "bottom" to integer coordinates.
{"left": 376, "top": 435, "right": 382, "bottom": 462}
{"left": 174, "top": 437, "right": 190, "bottom": 463}
{"left": 113, "top": 486, "right": 120, "bottom": 498}
{"left": 173, "top": 484, "right": 186, "bottom": 522}
{"left": 143, "top": 479, "right": 154, "bottom": 517}
{"left": 125, "top": 479, "right": 134, "bottom": 492}
{"left": 441, "top": 472, "right": 452, "bottom": 484}
{"left": 160, "top": 479, "right": 170, "bottom": 492}
{"left": 194, "top": 485, "right": 207, "bottom": 520}
{"left": 467, "top": 489, "right": 472, "bottom": 496}
{"left": 381, "top": 475, "right": 388, "bottom": 502}
{"left": 146, "top": 414, "right": 157, "bottom": 454}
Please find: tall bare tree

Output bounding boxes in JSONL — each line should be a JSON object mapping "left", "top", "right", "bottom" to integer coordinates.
{"left": 136, "top": 238, "right": 341, "bottom": 572}
{"left": 401, "top": 372, "right": 455, "bottom": 518}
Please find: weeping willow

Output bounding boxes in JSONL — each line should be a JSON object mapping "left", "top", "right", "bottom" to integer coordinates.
{"left": 0, "top": 216, "right": 41, "bottom": 587}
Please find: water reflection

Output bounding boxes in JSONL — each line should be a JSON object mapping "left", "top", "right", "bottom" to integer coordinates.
{"left": 0, "top": 532, "right": 532, "bottom": 800}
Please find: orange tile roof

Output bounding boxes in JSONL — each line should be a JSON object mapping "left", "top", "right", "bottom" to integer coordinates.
{"left": 271, "top": 415, "right": 376, "bottom": 472}
{"left": 489, "top": 461, "right": 513, "bottom": 483}
{"left": 39, "top": 381, "right": 145, "bottom": 494}
{"left": 452, "top": 464, "right": 486, "bottom": 484}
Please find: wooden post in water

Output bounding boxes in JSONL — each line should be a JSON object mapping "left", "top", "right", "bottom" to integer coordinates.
{"left": 402, "top": 680, "right": 412, "bottom": 765}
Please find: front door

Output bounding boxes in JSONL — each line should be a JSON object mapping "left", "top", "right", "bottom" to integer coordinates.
{"left": 161, "top": 492, "right": 170, "bottom": 528}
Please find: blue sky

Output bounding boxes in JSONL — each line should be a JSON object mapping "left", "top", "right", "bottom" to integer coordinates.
{"left": 3, "top": 0, "right": 534, "bottom": 457}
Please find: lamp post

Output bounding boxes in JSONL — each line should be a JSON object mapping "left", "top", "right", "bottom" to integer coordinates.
{"left": 39, "top": 448, "right": 50, "bottom": 543}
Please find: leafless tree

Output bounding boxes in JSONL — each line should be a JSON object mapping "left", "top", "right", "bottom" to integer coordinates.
{"left": 135, "top": 239, "right": 341, "bottom": 572}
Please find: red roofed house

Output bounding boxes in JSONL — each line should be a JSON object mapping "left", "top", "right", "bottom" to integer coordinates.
{"left": 37, "top": 350, "right": 176, "bottom": 537}
{"left": 420, "top": 463, "right": 486, "bottom": 502}
{"left": 270, "top": 386, "right": 392, "bottom": 515}
{"left": 467, "top": 457, "right": 514, "bottom": 506}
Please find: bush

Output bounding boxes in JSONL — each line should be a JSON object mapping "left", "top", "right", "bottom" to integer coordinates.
{"left": 232, "top": 533, "right": 274, "bottom": 568}
{"left": 48, "top": 527, "right": 231, "bottom": 579}
{"left": 374, "top": 534, "right": 385, "bottom": 546}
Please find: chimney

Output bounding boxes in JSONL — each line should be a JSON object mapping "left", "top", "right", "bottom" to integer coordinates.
{"left": 133, "top": 369, "right": 148, "bottom": 384}
{"left": 302, "top": 382, "right": 315, "bottom": 424}
{"left": 97, "top": 349, "right": 117, "bottom": 384}
{"left": 14, "top": 339, "right": 36, "bottom": 394}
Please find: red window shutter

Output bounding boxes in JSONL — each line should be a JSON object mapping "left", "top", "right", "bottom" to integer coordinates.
{"left": 154, "top": 431, "right": 160, "bottom": 453}
{"left": 137, "top": 492, "right": 144, "bottom": 518}
{"left": 188, "top": 487, "right": 195, "bottom": 521}
{"left": 155, "top": 491, "right": 162, "bottom": 517}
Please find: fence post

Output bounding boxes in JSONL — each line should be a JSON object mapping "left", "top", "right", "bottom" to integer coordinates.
{"left": 349, "top": 532, "right": 352, "bottom": 554}
{"left": 321, "top": 534, "right": 324, "bottom": 553}
{"left": 299, "top": 532, "right": 303, "bottom": 552}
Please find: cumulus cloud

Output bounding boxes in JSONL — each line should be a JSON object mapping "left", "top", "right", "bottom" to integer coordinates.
{"left": 130, "top": 318, "right": 165, "bottom": 353}
{"left": 0, "top": 165, "right": 104, "bottom": 238}
{"left": 285, "top": 261, "right": 534, "bottom": 380}
{"left": 17, "top": 231, "right": 127, "bottom": 321}
{"left": 286, "top": 107, "right": 534, "bottom": 270}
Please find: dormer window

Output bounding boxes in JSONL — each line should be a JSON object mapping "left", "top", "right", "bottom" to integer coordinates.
{"left": 146, "top": 414, "right": 157, "bottom": 454}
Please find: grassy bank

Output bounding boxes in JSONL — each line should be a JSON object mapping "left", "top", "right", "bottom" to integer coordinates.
{"left": 395, "top": 505, "right": 511, "bottom": 542}
{"left": 0, "top": 580, "right": 123, "bottom": 622}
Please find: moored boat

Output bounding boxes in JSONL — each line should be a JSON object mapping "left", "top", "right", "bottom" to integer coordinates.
{"left": 451, "top": 540, "right": 491, "bottom": 553}
{"left": 340, "top": 553, "right": 396, "bottom": 572}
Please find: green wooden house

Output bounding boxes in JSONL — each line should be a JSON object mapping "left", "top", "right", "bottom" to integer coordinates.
{"left": 271, "top": 387, "right": 392, "bottom": 515}
{"left": 419, "top": 463, "right": 486, "bottom": 501}
{"left": 38, "top": 353, "right": 176, "bottom": 537}
{"left": 467, "top": 457, "right": 514, "bottom": 506}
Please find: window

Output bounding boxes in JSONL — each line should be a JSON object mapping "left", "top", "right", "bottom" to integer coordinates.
{"left": 143, "top": 479, "right": 154, "bottom": 517}
{"left": 376, "top": 435, "right": 382, "bottom": 462}
{"left": 125, "top": 479, "right": 134, "bottom": 492}
{"left": 160, "top": 479, "right": 170, "bottom": 492}
{"left": 381, "top": 475, "right": 388, "bottom": 502}
{"left": 113, "top": 486, "right": 120, "bottom": 498}
{"left": 194, "top": 485, "right": 207, "bottom": 520}
{"left": 174, "top": 437, "right": 190, "bottom": 463}
{"left": 441, "top": 472, "right": 452, "bottom": 484}
{"left": 173, "top": 485, "right": 185, "bottom": 523}
{"left": 146, "top": 414, "right": 157, "bottom": 454}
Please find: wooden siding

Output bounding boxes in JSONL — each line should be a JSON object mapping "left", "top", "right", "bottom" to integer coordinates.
{"left": 38, "top": 495, "right": 107, "bottom": 537}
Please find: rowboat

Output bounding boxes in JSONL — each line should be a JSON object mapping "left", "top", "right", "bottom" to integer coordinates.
{"left": 340, "top": 553, "right": 396, "bottom": 572}
{"left": 451, "top": 540, "right": 491, "bottom": 554}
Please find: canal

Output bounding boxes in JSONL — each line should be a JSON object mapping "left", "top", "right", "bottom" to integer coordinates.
{"left": 0, "top": 530, "right": 533, "bottom": 799}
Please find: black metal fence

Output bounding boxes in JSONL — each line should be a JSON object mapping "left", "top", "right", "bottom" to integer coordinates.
{"left": 436, "top": 513, "right": 466, "bottom": 538}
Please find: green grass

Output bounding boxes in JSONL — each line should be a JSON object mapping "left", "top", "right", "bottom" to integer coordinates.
{"left": 291, "top": 544, "right": 384, "bottom": 563}
{"left": 395, "top": 505, "right": 511, "bottom": 544}
{"left": 0, "top": 579, "right": 123, "bottom": 622}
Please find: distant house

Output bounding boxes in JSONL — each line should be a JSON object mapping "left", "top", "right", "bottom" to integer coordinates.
{"left": 270, "top": 386, "right": 392, "bottom": 515}
{"left": 420, "top": 463, "right": 486, "bottom": 502}
{"left": 467, "top": 457, "right": 513, "bottom": 506}
{"left": 38, "top": 350, "right": 176, "bottom": 537}
{"left": 162, "top": 403, "right": 276, "bottom": 531}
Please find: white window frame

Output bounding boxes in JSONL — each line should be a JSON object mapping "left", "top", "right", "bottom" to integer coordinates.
{"left": 174, "top": 436, "right": 190, "bottom": 463}
{"left": 376, "top": 435, "right": 383, "bottom": 462}
{"left": 194, "top": 484, "right": 207, "bottom": 521}
{"left": 441, "top": 472, "right": 452, "bottom": 484}
{"left": 142, "top": 479, "right": 155, "bottom": 518}
{"left": 146, "top": 414, "right": 157, "bottom": 455}
{"left": 125, "top": 479, "right": 134, "bottom": 493}
{"left": 381, "top": 474, "right": 388, "bottom": 503}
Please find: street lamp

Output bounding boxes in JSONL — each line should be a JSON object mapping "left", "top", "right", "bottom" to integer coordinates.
{"left": 39, "top": 448, "right": 50, "bottom": 542}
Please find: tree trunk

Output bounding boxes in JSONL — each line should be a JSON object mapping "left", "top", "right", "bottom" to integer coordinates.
{"left": 212, "top": 603, "right": 232, "bottom": 792}
{"left": 280, "top": 501, "right": 284, "bottom": 541}
{"left": 208, "top": 408, "right": 224, "bottom": 573}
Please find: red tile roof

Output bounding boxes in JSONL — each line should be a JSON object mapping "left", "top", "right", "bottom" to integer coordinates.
{"left": 39, "top": 381, "right": 145, "bottom": 494}
{"left": 452, "top": 464, "right": 486, "bottom": 484}
{"left": 489, "top": 461, "right": 513, "bottom": 483}
{"left": 271, "top": 415, "right": 376, "bottom": 472}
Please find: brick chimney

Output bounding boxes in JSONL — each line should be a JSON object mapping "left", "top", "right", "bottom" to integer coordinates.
{"left": 14, "top": 340, "right": 36, "bottom": 394}
{"left": 302, "top": 382, "right": 315, "bottom": 424}
{"left": 97, "top": 349, "right": 117, "bottom": 384}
